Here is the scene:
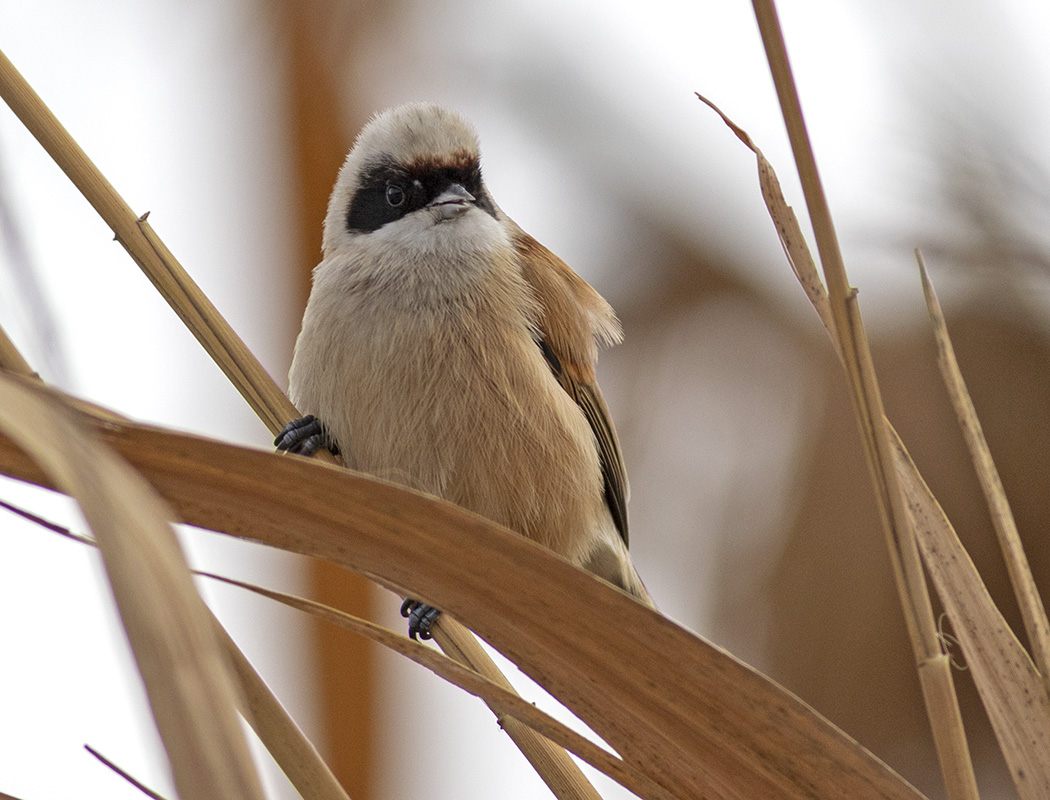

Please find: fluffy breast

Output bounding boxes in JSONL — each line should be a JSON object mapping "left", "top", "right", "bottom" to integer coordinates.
{"left": 288, "top": 240, "right": 606, "bottom": 561}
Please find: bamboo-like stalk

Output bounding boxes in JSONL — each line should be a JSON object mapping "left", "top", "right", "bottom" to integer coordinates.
{"left": 846, "top": 298, "right": 979, "bottom": 800}
{"left": 0, "top": 47, "right": 294, "bottom": 435}
{"left": 748, "top": 3, "right": 979, "bottom": 799}
{"left": 917, "top": 250, "right": 1050, "bottom": 694}
{"left": 0, "top": 44, "right": 602, "bottom": 800}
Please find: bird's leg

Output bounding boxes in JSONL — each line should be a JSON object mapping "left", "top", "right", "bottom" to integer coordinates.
{"left": 274, "top": 414, "right": 340, "bottom": 456}
{"left": 400, "top": 598, "right": 442, "bottom": 640}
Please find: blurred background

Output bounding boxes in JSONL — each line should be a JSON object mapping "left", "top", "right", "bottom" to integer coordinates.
{"left": 2, "top": 1, "right": 1050, "bottom": 799}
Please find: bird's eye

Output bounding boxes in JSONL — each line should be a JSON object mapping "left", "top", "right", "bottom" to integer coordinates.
{"left": 385, "top": 184, "right": 405, "bottom": 207}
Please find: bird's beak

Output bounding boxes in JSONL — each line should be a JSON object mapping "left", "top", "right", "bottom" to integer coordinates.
{"left": 428, "top": 183, "right": 475, "bottom": 221}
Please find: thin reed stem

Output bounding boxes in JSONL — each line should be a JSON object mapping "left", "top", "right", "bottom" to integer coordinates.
{"left": 750, "top": 3, "right": 979, "bottom": 798}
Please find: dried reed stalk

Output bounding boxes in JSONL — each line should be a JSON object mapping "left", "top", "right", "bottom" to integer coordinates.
{"left": 0, "top": 385, "right": 928, "bottom": 800}
{"left": 917, "top": 250, "right": 1050, "bottom": 693}
{"left": 85, "top": 746, "right": 170, "bottom": 800}
{"left": 0, "top": 322, "right": 352, "bottom": 800}
{"left": 741, "top": 2, "right": 1050, "bottom": 797}
{"left": 698, "top": 83, "right": 978, "bottom": 800}
{"left": 0, "top": 44, "right": 600, "bottom": 800}
{"left": 0, "top": 374, "right": 266, "bottom": 800}
{"left": 748, "top": 2, "right": 978, "bottom": 796}
{"left": 0, "top": 481, "right": 668, "bottom": 800}
{"left": 749, "top": 0, "right": 941, "bottom": 672}
{"left": 428, "top": 620, "right": 606, "bottom": 800}
{"left": 201, "top": 574, "right": 674, "bottom": 800}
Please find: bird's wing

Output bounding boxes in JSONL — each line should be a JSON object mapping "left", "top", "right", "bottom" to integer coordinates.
{"left": 512, "top": 227, "right": 630, "bottom": 546}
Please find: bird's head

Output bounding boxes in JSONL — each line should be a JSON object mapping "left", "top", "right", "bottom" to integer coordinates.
{"left": 323, "top": 103, "right": 503, "bottom": 261}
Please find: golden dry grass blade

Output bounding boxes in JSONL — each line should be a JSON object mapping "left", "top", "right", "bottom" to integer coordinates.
{"left": 201, "top": 573, "right": 672, "bottom": 800}
{"left": 0, "top": 46, "right": 295, "bottom": 435}
{"left": 699, "top": 83, "right": 978, "bottom": 800}
{"left": 892, "top": 428, "right": 1050, "bottom": 799}
{"left": 0, "top": 375, "right": 265, "bottom": 800}
{"left": 918, "top": 251, "right": 1050, "bottom": 690}
{"left": 694, "top": 93, "right": 835, "bottom": 344}
{"left": 211, "top": 624, "right": 353, "bottom": 800}
{"left": 744, "top": 3, "right": 981, "bottom": 798}
{"left": 85, "top": 745, "right": 171, "bottom": 800}
{"left": 0, "top": 47, "right": 599, "bottom": 800}
{"left": 0, "top": 387, "right": 926, "bottom": 800}
{"left": 425, "top": 615, "right": 605, "bottom": 800}
{"left": 0, "top": 491, "right": 352, "bottom": 800}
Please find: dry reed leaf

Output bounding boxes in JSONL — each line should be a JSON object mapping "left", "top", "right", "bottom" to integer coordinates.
{"left": 0, "top": 383, "right": 925, "bottom": 800}
{"left": 211, "top": 624, "right": 352, "bottom": 800}
{"left": 0, "top": 491, "right": 352, "bottom": 800}
{"left": 694, "top": 93, "right": 835, "bottom": 344}
{"left": 85, "top": 745, "right": 170, "bottom": 800}
{"left": 892, "top": 429, "right": 1050, "bottom": 799}
{"left": 199, "top": 572, "right": 672, "bottom": 800}
{"left": 918, "top": 252, "right": 1050, "bottom": 688}
{"left": 742, "top": 4, "right": 1050, "bottom": 795}
{"left": 699, "top": 86, "right": 978, "bottom": 800}
{"left": 0, "top": 375, "right": 265, "bottom": 800}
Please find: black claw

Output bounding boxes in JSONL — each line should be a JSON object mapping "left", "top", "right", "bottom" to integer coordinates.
{"left": 275, "top": 415, "right": 339, "bottom": 456}
{"left": 401, "top": 599, "right": 441, "bottom": 640}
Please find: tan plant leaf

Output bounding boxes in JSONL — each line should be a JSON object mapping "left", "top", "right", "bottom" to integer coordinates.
{"left": 0, "top": 490, "right": 351, "bottom": 800}
{"left": 893, "top": 429, "right": 1050, "bottom": 799}
{"left": 918, "top": 252, "right": 1050, "bottom": 687}
{"left": 0, "top": 383, "right": 925, "bottom": 800}
{"left": 0, "top": 374, "right": 265, "bottom": 800}
{"left": 199, "top": 572, "right": 672, "bottom": 800}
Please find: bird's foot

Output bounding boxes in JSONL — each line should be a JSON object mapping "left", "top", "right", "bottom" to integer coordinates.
{"left": 274, "top": 414, "right": 339, "bottom": 456}
{"left": 400, "top": 599, "right": 442, "bottom": 640}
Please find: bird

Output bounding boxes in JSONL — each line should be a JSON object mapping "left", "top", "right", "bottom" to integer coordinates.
{"left": 276, "top": 102, "right": 653, "bottom": 638}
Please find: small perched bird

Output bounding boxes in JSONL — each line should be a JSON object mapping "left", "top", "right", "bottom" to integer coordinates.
{"left": 277, "top": 103, "right": 652, "bottom": 638}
